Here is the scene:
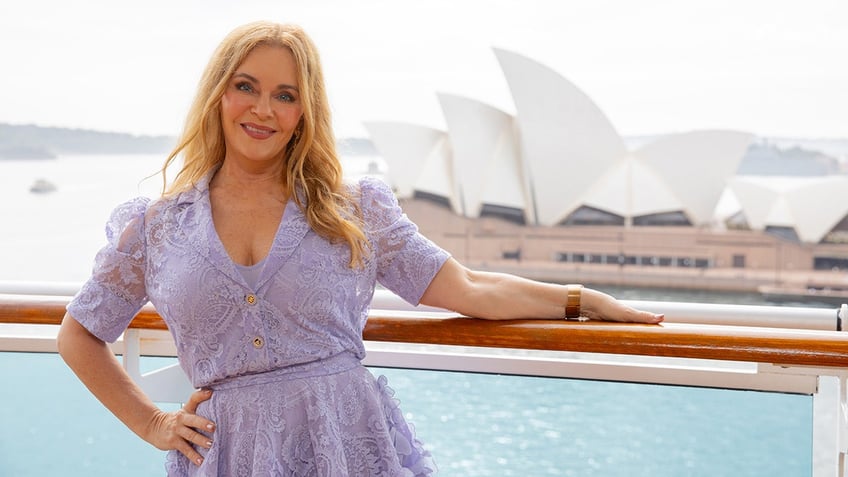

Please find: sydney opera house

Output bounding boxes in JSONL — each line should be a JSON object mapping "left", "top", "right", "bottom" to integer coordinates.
{"left": 363, "top": 48, "right": 848, "bottom": 299}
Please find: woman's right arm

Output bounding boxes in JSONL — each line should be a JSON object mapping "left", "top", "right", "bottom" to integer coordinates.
{"left": 57, "top": 312, "right": 214, "bottom": 466}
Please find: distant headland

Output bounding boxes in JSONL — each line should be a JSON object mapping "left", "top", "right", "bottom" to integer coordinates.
{"left": 1, "top": 122, "right": 845, "bottom": 175}
{"left": 0, "top": 123, "right": 176, "bottom": 159}
{"left": 0, "top": 122, "right": 379, "bottom": 160}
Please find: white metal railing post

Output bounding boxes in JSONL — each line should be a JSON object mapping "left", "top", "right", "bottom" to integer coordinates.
{"left": 811, "top": 372, "right": 848, "bottom": 477}
{"left": 122, "top": 329, "right": 143, "bottom": 386}
{"left": 122, "top": 329, "right": 195, "bottom": 403}
{"left": 838, "top": 305, "right": 848, "bottom": 477}
{"left": 839, "top": 373, "right": 848, "bottom": 476}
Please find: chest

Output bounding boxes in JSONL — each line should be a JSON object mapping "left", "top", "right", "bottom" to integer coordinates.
{"left": 210, "top": 195, "right": 286, "bottom": 266}
{"left": 146, "top": 218, "right": 376, "bottom": 339}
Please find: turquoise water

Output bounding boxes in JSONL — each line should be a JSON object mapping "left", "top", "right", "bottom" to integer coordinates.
{"left": 0, "top": 155, "right": 820, "bottom": 475}
{"left": 0, "top": 352, "right": 813, "bottom": 476}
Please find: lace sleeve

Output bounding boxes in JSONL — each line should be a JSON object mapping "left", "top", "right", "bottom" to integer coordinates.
{"left": 67, "top": 197, "right": 150, "bottom": 343}
{"left": 359, "top": 176, "right": 450, "bottom": 305}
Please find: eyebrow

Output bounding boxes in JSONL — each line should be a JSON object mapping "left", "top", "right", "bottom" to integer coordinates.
{"left": 232, "top": 72, "right": 299, "bottom": 92}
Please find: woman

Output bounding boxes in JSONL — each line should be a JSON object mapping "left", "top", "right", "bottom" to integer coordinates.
{"left": 57, "top": 21, "right": 663, "bottom": 476}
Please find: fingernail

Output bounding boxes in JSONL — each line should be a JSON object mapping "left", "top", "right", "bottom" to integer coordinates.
{"left": 206, "top": 440, "right": 213, "bottom": 447}
{"left": 196, "top": 457, "right": 203, "bottom": 465}
{"left": 207, "top": 423, "right": 215, "bottom": 431}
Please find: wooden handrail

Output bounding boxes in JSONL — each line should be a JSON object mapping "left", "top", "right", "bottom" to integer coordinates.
{"left": 2, "top": 294, "right": 848, "bottom": 368}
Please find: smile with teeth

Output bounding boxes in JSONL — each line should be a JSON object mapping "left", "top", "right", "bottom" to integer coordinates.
{"left": 241, "top": 123, "right": 276, "bottom": 139}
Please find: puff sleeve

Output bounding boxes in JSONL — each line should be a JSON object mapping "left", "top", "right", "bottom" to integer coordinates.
{"left": 359, "top": 176, "right": 450, "bottom": 305}
{"left": 66, "top": 197, "right": 150, "bottom": 343}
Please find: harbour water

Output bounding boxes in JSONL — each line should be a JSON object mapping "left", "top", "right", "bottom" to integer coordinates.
{"left": 0, "top": 154, "right": 825, "bottom": 475}
{"left": 0, "top": 351, "right": 813, "bottom": 476}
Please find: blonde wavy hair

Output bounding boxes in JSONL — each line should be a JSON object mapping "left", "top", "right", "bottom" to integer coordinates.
{"left": 160, "top": 21, "right": 367, "bottom": 267}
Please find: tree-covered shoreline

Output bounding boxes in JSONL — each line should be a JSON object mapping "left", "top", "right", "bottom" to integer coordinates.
{"left": 2, "top": 122, "right": 845, "bottom": 175}
{"left": 0, "top": 123, "right": 175, "bottom": 159}
{"left": 0, "top": 123, "right": 380, "bottom": 160}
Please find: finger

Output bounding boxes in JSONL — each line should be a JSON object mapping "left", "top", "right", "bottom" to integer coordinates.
{"left": 178, "top": 424, "right": 214, "bottom": 449}
{"left": 183, "top": 388, "right": 213, "bottom": 414}
{"left": 643, "top": 311, "right": 664, "bottom": 323}
{"left": 181, "top": 389, "right": 216, "bottom": 434}
{"left": 622, "top": 308, "right": 664, "bottom": 323}
{"left": 177, "top": 440, "right": 206, "bottom": 467}
{"left": 178, "top": 410, "right": 216, "bottom": 436}
{"left": 594, "top": 304, "right": 662, "bottom": 323}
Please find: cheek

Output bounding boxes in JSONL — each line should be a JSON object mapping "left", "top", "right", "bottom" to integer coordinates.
{"left": 221, "top": 93, "right": 250, "bottom": 120}
{"left": 276, "top": 107, "right": 303, "bottom": 129}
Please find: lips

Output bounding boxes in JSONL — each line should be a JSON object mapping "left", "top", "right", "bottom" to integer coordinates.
{"left": 241, "top": 122, "right": 276, "bottom": 139}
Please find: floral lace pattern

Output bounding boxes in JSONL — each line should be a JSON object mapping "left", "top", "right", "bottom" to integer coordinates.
{"left": 68, "top": 175, "right": 448, "bottom": 476}
{"left": 164, "top": 354, "right": 433, "bottom": 476}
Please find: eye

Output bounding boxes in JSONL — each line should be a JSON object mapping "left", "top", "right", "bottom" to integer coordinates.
{"left": 235, "top": 81, "right": 254, "bottom": 93}
{"left": 275, "top": 92, "right": 295, "bottom": 103}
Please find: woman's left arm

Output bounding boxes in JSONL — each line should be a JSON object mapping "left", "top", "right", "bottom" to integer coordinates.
{"left": 419, "top": 258, "right": 663, "bottom": 323}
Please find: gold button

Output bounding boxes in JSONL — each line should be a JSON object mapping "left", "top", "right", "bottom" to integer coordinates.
{"left": 245, "top": 294, "right": 257, "bottom": 305}
{"left": 253, "top": 337, "right": 264, "bottom": 348}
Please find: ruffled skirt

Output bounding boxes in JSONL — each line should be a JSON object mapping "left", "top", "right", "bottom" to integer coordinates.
{"left": 165, "top": 353, "right": 436, "bottom": 476}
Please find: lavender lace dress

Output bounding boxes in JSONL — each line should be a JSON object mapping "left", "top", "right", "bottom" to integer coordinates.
{"left": 67, "top": 175, "right": 449, "bottom": 476}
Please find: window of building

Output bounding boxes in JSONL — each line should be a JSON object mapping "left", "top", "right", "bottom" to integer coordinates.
{"left": 814, "top": 256, "right": 848, "bottom": 271}
{"left": 633, "top": 211, "right": 692, "bottom": 226}
{"left": 560, "top": 206, "right": 625, "bottom": 226}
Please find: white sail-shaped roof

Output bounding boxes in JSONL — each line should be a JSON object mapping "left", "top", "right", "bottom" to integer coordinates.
{"left": 493, "top": 47, "right": 626, "bottom": 225}
{"left": 581, "top": 155, "right": 685, "bottom": 219}
{"left": 494, "top": 47, "right": 751, "bottom": 227}
{"left": 727, "top": 177, "right": 782, "bottom": 231}
{"left": 363, "top": 121, "right": 460, "bottom": 214}
{"left": 786, "top": 177, "right": 848, "bottom": 242}
{"left": 729, "top": 176, "right": 848, "bottom": 242}
{"left": 437, "top": 93, "right": 527, "bottom": 219}
{"left": 634, "top": 130, "right": 754, "bottom": 225}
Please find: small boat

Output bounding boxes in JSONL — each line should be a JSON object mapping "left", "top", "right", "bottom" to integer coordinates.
{"left": 29, "top": 178, "right": 57, "bottom": 194}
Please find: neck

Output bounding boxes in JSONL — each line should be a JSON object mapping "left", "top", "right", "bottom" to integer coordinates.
{"left": 211, "top": 159, "right": 289, "bottom": 201}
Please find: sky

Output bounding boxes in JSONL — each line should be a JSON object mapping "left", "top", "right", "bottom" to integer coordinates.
{"left": 1, "top": 0, "right": 847, "bottom": 140}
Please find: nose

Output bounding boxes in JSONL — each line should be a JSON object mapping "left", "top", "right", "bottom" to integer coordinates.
{"left": 251, "top": 95, "right": 273, "bottom": 119}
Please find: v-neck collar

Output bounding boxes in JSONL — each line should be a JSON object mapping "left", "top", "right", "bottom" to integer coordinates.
{"left": 174, "top": 172, "right": 311, "bottom": 290}
{"left": 254, "top": 197, "right": 309, "bottom": 290}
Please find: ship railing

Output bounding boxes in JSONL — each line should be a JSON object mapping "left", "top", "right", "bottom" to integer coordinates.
{"left": 1, "top": 282, "right": 847, "bottom": 476}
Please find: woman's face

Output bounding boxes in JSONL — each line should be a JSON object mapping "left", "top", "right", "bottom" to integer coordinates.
{"left": 220, "top": 45, "right": 304, "bottom": 165}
